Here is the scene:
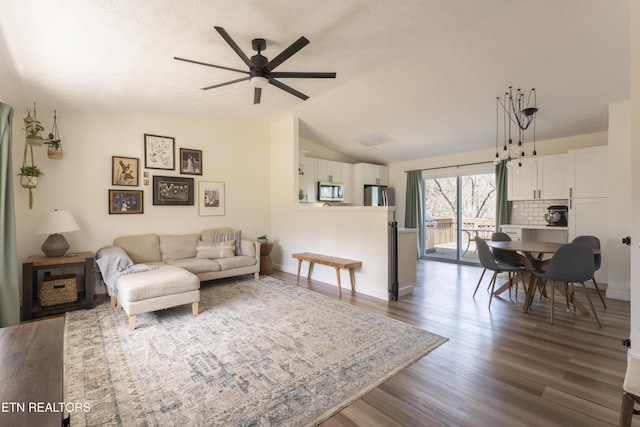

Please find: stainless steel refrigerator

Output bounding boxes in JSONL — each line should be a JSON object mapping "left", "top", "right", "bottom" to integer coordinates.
{"left": 364, "top": 185, "right": 394, "bottom": 206}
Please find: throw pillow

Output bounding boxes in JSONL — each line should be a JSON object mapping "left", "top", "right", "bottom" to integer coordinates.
{"left": 208, "top": 230, "right": 242, "bottom": 255}
{"left": 196, "top": 240, "right": 236, "bottom": 259}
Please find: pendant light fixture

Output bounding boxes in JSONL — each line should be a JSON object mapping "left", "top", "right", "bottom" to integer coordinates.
{"left": 494, "top": 87, "right": 538, "bottom": 168}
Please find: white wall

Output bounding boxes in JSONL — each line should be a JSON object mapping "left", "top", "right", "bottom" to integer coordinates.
{"left": 270, "top": 116, "right": 395, "bottom": 300}
{"left": 607, "top": 100, "right": 632, "bottom": 301}
{"left": 629, "top": 1, "right": 640, "bottom": 358}
{"left": 11, "top": 110, "right": 271, "bottom": 294}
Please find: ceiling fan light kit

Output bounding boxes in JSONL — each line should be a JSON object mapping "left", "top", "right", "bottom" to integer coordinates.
{"left": 494, "top": 87, "right": 538, "bottom": 169}
{"left": 175, "top": 26, "right": 336, "bottom": 105}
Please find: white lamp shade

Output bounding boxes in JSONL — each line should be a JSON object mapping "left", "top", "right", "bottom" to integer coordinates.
{"left": 36, "top": 210, "right": 80, "bottom": 235}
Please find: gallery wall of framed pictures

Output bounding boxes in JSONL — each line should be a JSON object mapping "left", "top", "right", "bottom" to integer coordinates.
{"left": 108, "top": 134, "right": 223, "bottom": 215}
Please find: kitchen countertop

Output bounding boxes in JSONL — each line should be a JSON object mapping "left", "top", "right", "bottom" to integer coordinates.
{"left": 501, "top": 224, "right": 568, "bottom": 231}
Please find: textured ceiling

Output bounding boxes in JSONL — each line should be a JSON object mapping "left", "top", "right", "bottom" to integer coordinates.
{"left": 0, "top": 0, "right": 630, "bottom": 163}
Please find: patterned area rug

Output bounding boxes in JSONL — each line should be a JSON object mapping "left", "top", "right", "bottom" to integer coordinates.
{"left": 64, "top": 275, "right": 447, "bottom": 426}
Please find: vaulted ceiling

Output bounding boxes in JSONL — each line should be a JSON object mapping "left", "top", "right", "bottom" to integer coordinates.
{"left": 0, "top": 0, "right": 629, "bottom": 163}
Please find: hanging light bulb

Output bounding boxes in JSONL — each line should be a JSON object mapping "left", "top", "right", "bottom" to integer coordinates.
{"left": 494, "top": 87, "right": 538, "bottom": 168}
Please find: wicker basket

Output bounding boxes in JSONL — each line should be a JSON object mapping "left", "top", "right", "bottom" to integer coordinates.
{"left": 40, "top": 274, "right": 77, "bottom": 307}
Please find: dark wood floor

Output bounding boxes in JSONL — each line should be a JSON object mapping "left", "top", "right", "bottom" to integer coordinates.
{"left": 270, "top": 260, "right": 635, "bottom": 427}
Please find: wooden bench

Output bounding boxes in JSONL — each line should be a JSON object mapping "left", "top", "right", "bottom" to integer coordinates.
{"left": 292, "top": 252, "right": 362, "bottom": 297}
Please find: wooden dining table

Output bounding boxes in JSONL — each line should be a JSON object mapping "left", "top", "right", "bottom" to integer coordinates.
{"left": 487, "top": 240, "right": 599, "bottom": 314}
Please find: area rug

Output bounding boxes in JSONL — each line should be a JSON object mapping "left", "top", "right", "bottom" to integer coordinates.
{"left": 64, "top": 275, "right": 447, "bottom": 426}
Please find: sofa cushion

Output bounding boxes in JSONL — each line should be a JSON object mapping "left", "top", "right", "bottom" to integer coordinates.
{"left": 116, "top": 265, "right": 199, "bottom": 302}
{"left": 196, "top": 240, "right": 235, "bottom": 259}
{"left": 160, "top": 234, "right": 200, "bottom": 261}
{"left": 240, "top": 240, "right": 256, "bottom": 258}
{"left": 201, "top": 229, "right": 242, "bottom": 255}
{"left": 217, "top": 255, "right": 257, "bottom": 271}
{"left": 166, "top": 258, "right": 222, "bottom": 274}
{"left": 114, "top": 233, "right": 161, "bottom": 264}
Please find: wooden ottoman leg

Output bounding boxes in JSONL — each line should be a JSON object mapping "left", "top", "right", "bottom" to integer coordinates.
{"left": 129, "top": 315, "right": 136, "bottom": 331}
{"left": 110, "top": 296, "right": 116, "bottom": 308}
{"left": 335, "top": 267, "right": 342, "bottom": 297}
{"left": 192, "top": 301, "right": 199, "bottom": 316}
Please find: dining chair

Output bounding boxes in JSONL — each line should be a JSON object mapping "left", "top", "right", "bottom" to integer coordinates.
{"left": 532, "top": 243, "right": 600, "bottom": 327}
{"left": 571, "top": 235, "right": 606, "bottom": 309}
{"left": 490, "top": 232, "right": 528, "bottom": 299}
{"left": 473, "top": 236, "right": 526, "bottom": 308}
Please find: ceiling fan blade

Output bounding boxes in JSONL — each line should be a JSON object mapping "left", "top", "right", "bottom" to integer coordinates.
{"left": 269, "top": 78, "right": 309, "bottom": 101}
{"left": 264, "top": 36, "right": 309, "bottom": 72}
{"left": 201, "top": 76, "right": 250, "bottom": 90}
{"left": 254, "top": 87, "right": 262, "bottom": 104}
{"left": 270, "top": 71, "right": 336, "bottom": 79}
{"left": 174, "top": 57, "right": 249, "bottom": 75}
{"left": 214, "top": 26, "right": 253, "bottom": 69}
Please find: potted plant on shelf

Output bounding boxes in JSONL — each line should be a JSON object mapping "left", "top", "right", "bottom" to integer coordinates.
{"left": 23, "top": 104, "right": 45, "bottom": 146}
{"left": 257, "top": 234, "right": 268, "bottom": 244}
{"left": 17, "top": 165, "right": 44, "bottom": 189}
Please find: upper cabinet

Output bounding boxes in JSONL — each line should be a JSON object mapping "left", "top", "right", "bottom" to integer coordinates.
{"left": 567, "top": 146, "right": 608, "bottom": 198}
{"left": 362, "top": 163, "right": 389, "bottom": 186}
{"left": 316, "top": 159, "right": 343, "bottom": 183}
{"left": 508, "top": 154, "right": 568, "bottom": 200}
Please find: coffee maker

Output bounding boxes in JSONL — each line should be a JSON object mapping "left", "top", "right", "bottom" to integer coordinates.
{"left": 544, "top": 205, "right": 568, "bottom": 226}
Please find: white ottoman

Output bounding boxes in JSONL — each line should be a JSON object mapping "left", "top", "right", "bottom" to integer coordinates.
{"left": 114, "top": 265, "right": 200, "bottom": 330}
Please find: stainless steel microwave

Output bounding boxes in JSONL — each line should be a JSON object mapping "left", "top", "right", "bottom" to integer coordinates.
{"left": 318, "top": 181, "right": 344, "bottom": 202}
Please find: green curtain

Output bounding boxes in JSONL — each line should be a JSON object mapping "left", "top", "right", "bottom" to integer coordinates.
{"left": 0, "top": 102, "right": 19, "bottom": 327}
{"left": 405, "top": 170, "right": 425, "bottom": 258}
{"left": 495, "top": 160, "right": 511, "bottom": 231}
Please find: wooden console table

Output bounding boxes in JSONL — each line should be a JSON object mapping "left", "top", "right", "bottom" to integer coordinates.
{"left": 292, "top": 252, "right": 362, "bottom": 297}
{"left": 0, "top": 316, "right": 65, "bottom": 427}
{"left": 22, "top": 251, "right": 94, "bottom": 321}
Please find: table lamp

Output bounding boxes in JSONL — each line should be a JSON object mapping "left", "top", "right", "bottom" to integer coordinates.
{"left": 35, "top": 209, "right": 80, "bottom": 257}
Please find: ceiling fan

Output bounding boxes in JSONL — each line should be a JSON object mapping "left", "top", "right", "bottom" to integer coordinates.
{"left": 174, "top": 26, "right": 336, "bottom": 104}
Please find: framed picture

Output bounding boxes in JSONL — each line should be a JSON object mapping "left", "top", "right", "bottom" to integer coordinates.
{"left": 112, "top": 156, "right": 139, "bottom": 186}
{"left": 198, "top": 181, "right": 225, "bottom": 216}
{"left": 153, "top": 175, "right": 194, "bottom": 205}
{"left": 109, "top": 190, "right": 143, "bottom": 214}
{"left": 144, "top": 134, "right": 175, "bottom": 170}
{"left": 180, "top": 148, "right": 202, "bottom": 175}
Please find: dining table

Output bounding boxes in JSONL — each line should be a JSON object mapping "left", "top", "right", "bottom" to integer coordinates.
{"left": 486, "top": 240, "right": 600, "bottom": 314}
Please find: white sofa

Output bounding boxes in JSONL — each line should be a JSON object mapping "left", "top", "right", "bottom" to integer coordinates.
{"left": 98, "top": 228, "right": 261, "bottom": 329}
{"left": 113, "top": 228, "right": 261, "bottom": 282}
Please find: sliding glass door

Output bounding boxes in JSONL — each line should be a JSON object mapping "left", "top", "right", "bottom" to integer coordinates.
{"left": 424, "top": 172, "right": 496, "bottom": 264}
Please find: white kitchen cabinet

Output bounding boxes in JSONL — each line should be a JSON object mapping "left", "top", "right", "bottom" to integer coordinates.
{"left": 568, "top": 146, "right": 608, "bottom": 198}
{"left": 568, "top": 197, "right": 608, "bottom": 284}
{"left": 363, "top": 163, "right": 388, "bottom": 185}
{"left": 316, "top": 159, "right": 343, "bottom": 183}
{"left": 298, "top": 157, "right": 317, "bottom": 203}
{"left": 341, "top": 163, "right": 354, "bottom": 204}
{"left": 507, "top": 154, "right": 568, "bottom": 200}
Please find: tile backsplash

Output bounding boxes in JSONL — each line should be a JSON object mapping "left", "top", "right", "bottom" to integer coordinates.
{"left": 510, "top": 199, "right": 568, "bottom": 226}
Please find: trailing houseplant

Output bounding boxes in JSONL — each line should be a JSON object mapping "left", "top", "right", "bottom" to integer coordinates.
{"left": 23, "top": 104, "right": 45, "bottom": 146}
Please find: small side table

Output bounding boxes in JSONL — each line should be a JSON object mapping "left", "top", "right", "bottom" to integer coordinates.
{"left": 260, "top": 242, "right": 274, "bottom": 275}
{"left": 22, "top": 251, "right": 94, "bottom": 321}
